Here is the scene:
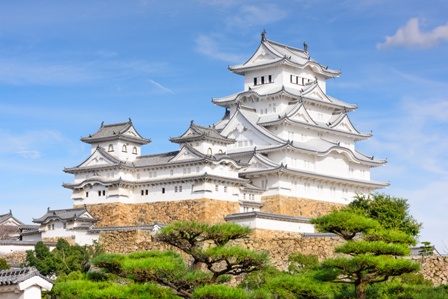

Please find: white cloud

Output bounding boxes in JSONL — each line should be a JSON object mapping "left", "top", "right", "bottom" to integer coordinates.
{"left": 148, "top": 79, "right": 174, "bottom": 94}
{"left": 0, "top": 58, "right": 170, "bottom": 86}
{"left": 195, "top": 35, "right": 246, "bottom": 63}
{"left": 377, "top": 17, "right": 448, "bottom": 49}
{"left": 16, "top": 149, "right": 41, "bottom": 159}
{"left": 226, "top": 4, "right": 288, "bottom": 29}
{"left": 0, "top": 129, "right": 66, "bottom": 157}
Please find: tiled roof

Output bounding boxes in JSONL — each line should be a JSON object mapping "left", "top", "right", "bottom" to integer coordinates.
{"left": 81, "top": 119, "right": 150, "bottom": 145}
{"left": 33, "top": 207, "right": 98, "bottom": 224}
{"left": 170, "top": 121, "right": 234, "bottom": 144}
{"left": 89, "top": 223, "right": 166, "bottom": 233}
{"left": 213, "top": 82, "right": 356, "bottom": 110}
{"left": 229, "top": 38, "right": 340, "bottom": 78}
{"left": 0, "top": 267, "right": 53, "bottom": 286}
{"left": 0, "top": 211, "right": 24, "bottom": 226}
{"left": 64, "top": 173, "right": 250, "bottom": 189}
{"left": 225, "top": 211, "right": 311, "bottom": 223}
{"left": 240, "top": 165, "right": 389, "bottom": 189}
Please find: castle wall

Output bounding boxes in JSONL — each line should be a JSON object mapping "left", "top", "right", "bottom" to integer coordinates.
{"left": 261, "top": 195, "right": 345, "bottom": 218}
{"left": 78, "top": 198, "right": 240, "bottom": 227}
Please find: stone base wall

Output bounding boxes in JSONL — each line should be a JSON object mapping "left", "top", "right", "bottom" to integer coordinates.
{"left": 234, "top": 229, "right": 344, "bottom": 270}
{"left": 261, "top": 195, "right": 345, "bottom": 218}
{"left": 1, "top": 252, "right": 27, "bottom": 267}
{"left": 99, "top": 228, "right": 344, "bottom": 270}
{"left": 411, "top": 256, "right": 448, "bottom": 286}
{"left": 79, "top": 198, "right": 240, "bottom": 227}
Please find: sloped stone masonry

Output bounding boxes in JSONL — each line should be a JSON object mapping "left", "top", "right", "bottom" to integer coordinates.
{"left": 261, "top": 195, "right": 345, "bottom": 218}
{"left": 411, "top": 256, "right": 448, "bottom": 286}
{"left": 78, "top": 198, "right": 240, "bottom": 227}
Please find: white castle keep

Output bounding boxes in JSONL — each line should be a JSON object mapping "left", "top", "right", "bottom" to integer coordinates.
{"left": 62, "top": 33, "right": 388, "bottom": 221}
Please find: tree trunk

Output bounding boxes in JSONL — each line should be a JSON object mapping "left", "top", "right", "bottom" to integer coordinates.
{"left": 355, "top": 282, "right": 367, "bottom": 299}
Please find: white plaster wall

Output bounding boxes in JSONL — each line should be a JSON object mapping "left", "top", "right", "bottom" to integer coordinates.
{"left": 21, "top": 285, "right": 41, "bottom": 299}
{"left": 75, "top": 232, "right": 99, "bottom": 246}
{"left": 229, "top": 217, "right": 315, "bottom": 233}
{"left": 21, "top": 234, "right": 41, "bottom": 242}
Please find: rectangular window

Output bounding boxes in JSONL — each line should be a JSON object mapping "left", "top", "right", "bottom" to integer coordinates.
{"left": 269, "top": 75, "right": 272, "bottom": 83}
{"left": 103, "top": 190, "right": 106, "bottom": 196}
{"left": 215, "top": 185, "right": 218, "bottom": 192}
{"left": 85, "top": 192, "right": 89, "bottom": 198}
{"left": 224, "top": 186, "right": 228, "bottom": 193}
{"left": 162, "top": 188, "right": 165, "bottom": 194}
{"left": 290, "top": 74, "right": 293, "bottom": 83}
{"left": 63, "top": 223, "right": 66, "bottom": 229}
{"left": 261, "top": 76, "right": 265, "bottom": 84}
{"left": 175, "top": 186, "right": 178, "bottom": 193}
{"left": 254, "top": 77, "right": 257, "bottom": 85}
{"left": 98, "top": 191, "right": 101, "bottom": 196}
{"left": 179, "top": 185, "right": 182, "bottom": 192}
{"left": 141, "top": 190, "right": 144, "bottom": 196}
{"left": 170, "top": 169, "right": 173, "bottom": 175}
{"left": 145, "top": 189, "right": 148, "bottom": 195}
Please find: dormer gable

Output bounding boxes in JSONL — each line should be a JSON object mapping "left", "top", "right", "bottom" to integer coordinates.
{"left": 245, "top": 152, "right": 278, "bottom": 171}
{"left": 169, "top": 145, "right": 205, "bottom": 163}
{"left": 221, "top": 106, "right": 285, "bottom": 148}
{"left": 64, "top": 147, "right": 121, "bottom": 174}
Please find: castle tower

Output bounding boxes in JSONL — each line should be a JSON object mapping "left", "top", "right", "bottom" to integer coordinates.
{"left": 63, "top": 34, "right": 387, "bottom": 226}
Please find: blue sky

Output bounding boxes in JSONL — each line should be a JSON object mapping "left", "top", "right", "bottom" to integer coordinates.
{"left": 1, "top": 0, "right": 447, "bottom": 249}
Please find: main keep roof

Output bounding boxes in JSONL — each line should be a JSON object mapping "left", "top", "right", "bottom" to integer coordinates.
{"left": 229, "top": 33, "right": 340, "bottom": 78}
{"left": 81, "top": 119, "right": 150, "bottom": 145}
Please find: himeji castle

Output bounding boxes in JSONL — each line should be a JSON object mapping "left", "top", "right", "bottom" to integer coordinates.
{"left": 62, "top": 33, "right": 388, "bottom": 230}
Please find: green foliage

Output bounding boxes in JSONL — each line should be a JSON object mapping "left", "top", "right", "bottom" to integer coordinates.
{"left": 311, "top": 210, "right": 380, "bottom": 240}
{"left": 50, "top": 275, "right": 178, "bottom": 299}
{"left": 312, "top": 208, "right": 419, "bottom": 299}
{"left": 242, "top": 266, "right": 282, "bottom": 291}
{"left": 262, "top": 272, "right": 335, "bottom": 299}
{"left": 25, "top": 241, "right": 54, "bottom": 275}
{"left": 193, "top": 284, "right": 249, "bottom": 299}
{"left": 419, "top": 241, "right": 434, "bottom": 256}
{"left": 288, "top": 253, "right": 319, "bottom": 274}
{"left": 52, "top": 239, "right": 91, "bottom": 274}
{"left": 0, "top": 258, "right": 10, "bottom": 270}
{"left": 25, "top": 239, "right": 103, "bottom": 276}
{"left": 349, "top": 193, "right": 422, "bottom": 237}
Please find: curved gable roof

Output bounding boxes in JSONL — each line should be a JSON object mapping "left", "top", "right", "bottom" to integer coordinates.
{"left": 229, "top": 37, "right": 340, "bottom": 78}
{"left": 81, "top": 119, "right": 150, "bottom": 145}
{"left": 64, "top": 146, "right": 123, "bottom": 173}
{"left": 170, "top": 121, "right": 234, "bottom": 144}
